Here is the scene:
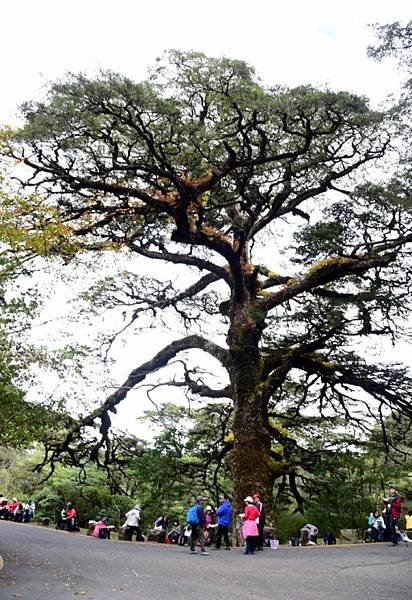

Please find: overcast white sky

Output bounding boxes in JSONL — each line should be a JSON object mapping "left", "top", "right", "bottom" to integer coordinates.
{"left": 3, "top": 1, "right": 411, "bottom": 436}
{"left": 1, "top": 0, "right": 411, "bottom": 124}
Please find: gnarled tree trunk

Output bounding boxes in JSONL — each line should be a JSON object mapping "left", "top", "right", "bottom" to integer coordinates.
{"left": 228, "top": 299, "right": 277, "bottom": 524}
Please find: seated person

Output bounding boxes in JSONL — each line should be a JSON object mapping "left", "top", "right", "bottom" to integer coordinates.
{"left": 167, "top": 520, "right": 181, "bottom": 544}
{"left": 323, "top": 532, "right": 336, "bottom": 545}
{"left": 56, "top": 506, "right": 68, "bottom": 530}
{"left": 0, "top": 499, "right": 10, "bottom": 520}
{"left": 179, "top": 524, "right": 191, "bottom": 546}
{"left": 301, "top": 523, "right": 318, "bottom": 545}
{"left": 92, "top": 516, "right": 111, "bottom": 539}
{"left": 154, "top": 513, "right": 169, "bottom": 541}
{"left": 13, "top": 502, "right": 25, "bottom": 523}
{"left": 66, "top": 503, "right": 77, "bottom": 532}
{"left": 364, "top": 510, "right": 385, "bottom": 542}
{"left": 154, "top": 513, "right": 169, "bottom": 531}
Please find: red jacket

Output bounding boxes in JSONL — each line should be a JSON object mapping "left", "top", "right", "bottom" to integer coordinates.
{"left": 244, "top": 504, "right": 260, "bottom": 521}
{"left": 66, "top": 508, "right": 77, "bottom": 519}
{"left": 384, "top": 495, "right": 402, "bottom": 520}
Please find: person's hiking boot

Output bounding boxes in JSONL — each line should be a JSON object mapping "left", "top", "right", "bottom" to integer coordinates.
{"left": 200, "top": 550, "right": 210, "bottom": 555}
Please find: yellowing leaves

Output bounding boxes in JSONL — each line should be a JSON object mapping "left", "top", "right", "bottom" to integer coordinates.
{"left": 0, "top": 197, "right": 80, "bottom": 258}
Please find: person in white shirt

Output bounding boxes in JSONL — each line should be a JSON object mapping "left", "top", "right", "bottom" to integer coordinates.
{"left": 124, "top": 504, "right": 142, "bottom": 541}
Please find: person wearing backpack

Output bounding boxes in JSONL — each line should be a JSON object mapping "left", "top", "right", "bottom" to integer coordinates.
{"left": 187, "top": 496, "right": 209, "bottom": 555}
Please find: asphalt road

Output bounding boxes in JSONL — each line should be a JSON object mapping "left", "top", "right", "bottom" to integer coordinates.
{"left": 1, "top": 520, "right": 411, "bottom": 600}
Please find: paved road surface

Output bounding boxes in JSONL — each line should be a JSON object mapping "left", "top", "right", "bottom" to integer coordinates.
{"left": 1, "top": 520, "right": 411, "bottom": 599}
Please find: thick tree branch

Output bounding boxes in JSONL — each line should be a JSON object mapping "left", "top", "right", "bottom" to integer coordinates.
{"left": 258, "top": 251, "right": 397, "bottom": 312}
{"left": 127, "top": 243, "right": 231, "bottom": 284}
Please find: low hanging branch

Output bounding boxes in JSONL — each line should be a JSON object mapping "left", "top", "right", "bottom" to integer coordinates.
{"left": 37, "top": 335, "right": 229, "bottom": 470}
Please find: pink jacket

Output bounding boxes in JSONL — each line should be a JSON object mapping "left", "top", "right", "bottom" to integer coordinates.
{"left": 92, "top": 521, "right": 107, "bottom": 538}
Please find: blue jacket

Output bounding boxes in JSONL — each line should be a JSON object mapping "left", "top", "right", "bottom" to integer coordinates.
{"left": 216, "top": 500, "right": 232, "bottom": 526}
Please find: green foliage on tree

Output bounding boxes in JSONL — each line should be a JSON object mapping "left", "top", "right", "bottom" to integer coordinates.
{"left": 368, "top": 20, "right": 412, "bottom": 69}
{"left": 0, "top": 241, "right": 47, "bottom": 447}
{"left": 1, "top": 50, "right": 411, "bottom": 516}
{"left": 0, "top": 166, "right": 75, "bottom": 448}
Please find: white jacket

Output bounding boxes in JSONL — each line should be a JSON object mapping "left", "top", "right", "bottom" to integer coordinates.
{"left": 125, "top": 507, "right": 140, "bottom": 526}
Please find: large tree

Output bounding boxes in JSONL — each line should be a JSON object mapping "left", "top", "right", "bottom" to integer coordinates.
{"left": 2, "top": 52, "right": 412, "bottom": 513}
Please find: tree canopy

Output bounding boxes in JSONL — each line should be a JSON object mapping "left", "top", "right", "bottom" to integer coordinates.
{"left": 1, "top": 50, "right": 411, "bottom": 514}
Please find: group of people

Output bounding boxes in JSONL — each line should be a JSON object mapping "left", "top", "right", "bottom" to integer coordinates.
{"left": 152, "top": 500, "right": 232, "bottom": 548}
{"left": 364, "top": 510, "right": 387, "bottom": 542}
{"left": 0, "top": 497, "right": 35, "bottom": 523}
{"left": 7, "top": 485, "right": 409, "bottom": 553}
{"left": 184, "top": 492, "right": 265, "bottom": 556}
{"left": 119, "top": 492, "right": 269, "bottom": 555}
{"left": 365, "top": 486, "right": 410, "bottom": 546}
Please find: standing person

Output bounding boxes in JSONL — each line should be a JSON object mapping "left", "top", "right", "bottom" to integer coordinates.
{"left": 253, "top": 493, "right": 266, "bottom": 551}
{"left": 204, "top": 505, "right": 216, "bottom": 546}
{"left": 66, "top": 503, "right": 77, "bottom": 532}
{"left": 240, "top": 496, "right": 260, "bottom": 555}
{"left": 187, "top": 496, "right": 209, "bottom": 555}
{"left": 383, "top": 486, "right": 402, "bottom": 546}
{"left": 214, "top": 494, "right": 232, "bottom": 550}
{"left": 124, "top": 504, "right": 142, "bottom": 541}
